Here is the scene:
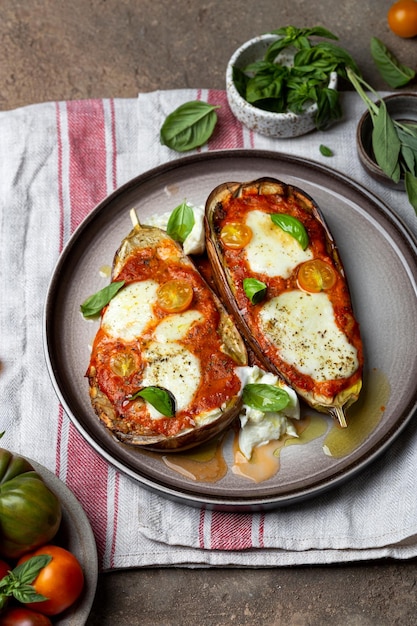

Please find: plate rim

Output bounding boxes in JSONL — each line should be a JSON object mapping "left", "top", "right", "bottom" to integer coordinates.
{"left": 43, "top": 148, "right": 417, "bottom": 511}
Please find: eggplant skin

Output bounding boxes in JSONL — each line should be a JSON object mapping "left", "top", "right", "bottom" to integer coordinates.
{"left": 204, "top": 178, "right": 364, "bottom": 427}
{"left": 87, "top": 223, "right": 247, "bottom": 452}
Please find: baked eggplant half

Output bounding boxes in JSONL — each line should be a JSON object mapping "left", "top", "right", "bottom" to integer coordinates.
{"left": 86, "top": 215, "right": 248, "bottom": 451}
{"left": 204, "top": 178, "right": 363, "bottom": 427}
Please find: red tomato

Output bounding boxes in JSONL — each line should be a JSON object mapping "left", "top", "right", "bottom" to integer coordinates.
{"left": 0, "top": 607, "right": 52, "bottom": 626}
{"left": 17, "top": 545, "right": 84, "bottom": 616}
{"left": 388, "top": 0, "right": 417, "bottom": 37}
{"left": 0, "top": 559, "right": 10, "bottom": 580}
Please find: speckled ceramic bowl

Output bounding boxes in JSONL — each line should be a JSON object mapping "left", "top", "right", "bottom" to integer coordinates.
{"left": 226, "top": 34, "right": 338, "bottom": 139}
{"left": 356, "top": 92, "right": 417, "bottom": 191}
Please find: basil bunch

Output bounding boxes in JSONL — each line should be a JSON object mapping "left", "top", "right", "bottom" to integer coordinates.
{"left": 233, "top": 25, "right": 360, "bottom": 130}
{"left": 348, "top": 67, "right": 417, "bottom": 214}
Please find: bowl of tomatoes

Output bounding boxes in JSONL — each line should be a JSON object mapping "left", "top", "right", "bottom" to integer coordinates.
{"left": 0, "top": 451, "right": 98, "bottom": 625}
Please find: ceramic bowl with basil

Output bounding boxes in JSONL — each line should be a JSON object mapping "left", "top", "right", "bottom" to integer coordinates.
{"left": 226, "top": 26, "right": 359, "bottom": 139}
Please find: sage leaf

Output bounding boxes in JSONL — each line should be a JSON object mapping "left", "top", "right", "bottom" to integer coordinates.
{"left": 270, "top": 213, "right": 309, "bottom": 249}
{"left": 405, "top": 172, "right": 417, "bottom": 214}
{"left": 132, "top": 386, "right": 176, "bottom": 417}
{"left": 370, "top": 37, "right": 415, "bottom": 88}
{"left": 401, "top": 144, "right": 416, "bottom": 175}
{"left": 243, "top": 383, "right": 290, "bottom": 412}
{"left": 80, "top": 280, "right": 125, "bottom": 318}
{"left": 166, "top": 200, "right": 195, "bottom": 243}
{"left": 371, "top": 103, "right": 401, "bottom": 181}
{"left": 160, "top": 101, "right": 219, "bottom": 152}
{"left": 243, "top": 278, "right": 267, "bottom": 304}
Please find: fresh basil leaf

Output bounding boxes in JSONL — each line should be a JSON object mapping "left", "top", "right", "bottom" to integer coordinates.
{"left": 80, "top": 280, "right": 125, "bottom": 318}
{"left": 132, "top": 386, "right": 175, "bottom": 417}
{"left": 315, "top": 86, "right": 342, "bottom": 129}
{"left": 320, "top": 144, "right": 333, "bottom": 157}
{"left": 243, "top": 278, "right": 267, "bottom": 304}
{"left": 166, "top": 200, "right": 195, "bottom": 243}
{"left": 405, "top": 172, "right": 417, "bottom": 214}
{"left": 372, "top": 103, "right": 401, "bottom": 181}
{"left": 243, "top": 383, "right": 290, "bottom": 412}
{"left": 370, "top": 37, "right": 415, "bottom": 88}
{"left": 270, "top": 213, "right": 309, "bottom": 249}
{"left": 0, "top": 555, "right": 52, "bottom": 606}
{"left": 12, "top": 584, "right": 49, "bottom": 604}
{"left": 232, "top": 66, "right": 249, "bottom": 99}
{"left": 160, "top": 101, "right": 219, "bottom": 152}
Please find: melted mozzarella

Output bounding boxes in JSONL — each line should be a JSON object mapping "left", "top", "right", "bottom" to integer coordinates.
{"left": 245, "top": 210, "right": 312, "bottom": 278}
{"left": 259, "top": 291, "right": 358, "bottom": 381}
{"left": 102, "top": 280, "right": 159, "bottom": 341}
{"left": 154, "top": 310, "right": 204, "bottom": 342}
{"left": 236, "top": 365, "right": 299, "bottom": 460}
{"left": 141, "top": 341, "right": 201, "bottom": 419}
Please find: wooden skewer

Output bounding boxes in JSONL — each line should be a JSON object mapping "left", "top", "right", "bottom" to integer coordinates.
{"left": 130, "top": 207, "right": 140, "bottom": 228}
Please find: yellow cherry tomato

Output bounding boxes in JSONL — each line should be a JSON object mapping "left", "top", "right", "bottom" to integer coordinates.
{"left": 388, "top": 0, "right": 417, "bottom": 38}
{"left": 297, "top": 259, "right": 337, "bottom": 293}
{"left": 220, "top": 222, "right": 253, "bottom": 249}
{"left": 157, "top": 279, "right": 194, "bottom": 313}
{"left": 110, "top": 351, "right": 138, "bottom": 377}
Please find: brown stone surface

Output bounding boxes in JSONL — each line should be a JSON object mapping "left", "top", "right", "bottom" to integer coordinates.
{"left": 2, "top": 1, "right": 417, "bottom": 624}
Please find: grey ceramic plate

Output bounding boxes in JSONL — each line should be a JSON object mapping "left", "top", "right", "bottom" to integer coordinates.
{"left": 29, "top": 458, "right": 98, "bottom": 625}
{"left": 44, "top": 149, "right": 417, "bottom": 511}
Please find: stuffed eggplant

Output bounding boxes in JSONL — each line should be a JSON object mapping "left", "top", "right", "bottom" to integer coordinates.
{"left": 204, "top": 178, "right": 363, "bottom": 427}
{"left": 85, "top": 215, "right": 248, "bottom": 451}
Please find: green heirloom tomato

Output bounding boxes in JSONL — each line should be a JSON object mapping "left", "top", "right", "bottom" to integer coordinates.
{"left": 0, "top": 449, "right": 62, "bottom": 559}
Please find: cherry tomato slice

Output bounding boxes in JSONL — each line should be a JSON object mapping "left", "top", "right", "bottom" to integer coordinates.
{"left": 157, "top": 279, "right": 194, "bottom": 313}
{"left": 387, "top": 0, "right": 417, "bottom": 38}
{"left": 110, "top": 350, "right": 138, "bottom": 377}
{"left": 220, "top": 222, "right": 252, "bottom": 249}
{"left": 297, "top": 259, "right": 337, "bottom": 293}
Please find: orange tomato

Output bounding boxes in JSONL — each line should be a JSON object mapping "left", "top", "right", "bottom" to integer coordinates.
{"left": 220, "top": 222, "right": 252, "bottom": 249}
{"left": 17, "top": 545, "right": 84, "bottom": 616}
{"left": 297, "top": 259, "right": 337, "bottom": 293}
{"left": 157, "top": 279, "right": 194, "bottom": 313}
{"left": 388, "top": 0, "right": 417, "bottom": 37}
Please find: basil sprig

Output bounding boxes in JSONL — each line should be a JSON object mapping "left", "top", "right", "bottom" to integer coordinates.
{"left": 270, "top": 213, "right": 309, "bottom": 249}
{"left": 243, "top": 383, "right": 290, "bottom": 413}
{"left": 243, "top": 278, "right": 267, "bottom": 304}
{"left": 160, "top": 101, "right": 220, "bottom": 152}
{"left": 347, "top": 67, "right": 417, "bottom": 214}
{"left": 166, "top": 200, "right": 195, "bottom": 243}
{"left": 370, "top": 37, "right": 415, "bottom": 89}
{"left": 132, "top": 386, "right": 176, "bottom": 417}
{"left": 234, "top": 25, "right": 360, "bottom": 130}
{"left": 0, "top": 555, "right": 52, "bottom": 608}
{"left": 80, "top": 280, "right": 125, "bottom": 318}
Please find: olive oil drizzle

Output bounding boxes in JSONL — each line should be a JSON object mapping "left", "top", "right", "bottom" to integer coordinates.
{"left": 155, "top": 368, "right": 389, "bottom": 484}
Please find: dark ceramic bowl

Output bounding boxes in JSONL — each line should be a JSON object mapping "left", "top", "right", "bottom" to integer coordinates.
{"left": 356, "top": 92, "right": 417, "bottom": 191}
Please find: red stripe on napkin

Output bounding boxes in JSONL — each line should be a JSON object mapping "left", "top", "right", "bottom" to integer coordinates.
{"left": 55, "top": 99, "right": 120, "bottom": 566}
{"left": 206, "top": 89, "right": 244, "bottom": 150}
{"left": 67, "top": 100, "right": 108, "bottom": 231}
{"left": 210, "top": 511, "right": 254, "bottom": 550}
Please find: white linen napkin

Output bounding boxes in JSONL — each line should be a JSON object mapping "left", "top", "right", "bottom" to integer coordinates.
{"left": 1, "top": 91, "right": 417, "bottom": 572}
